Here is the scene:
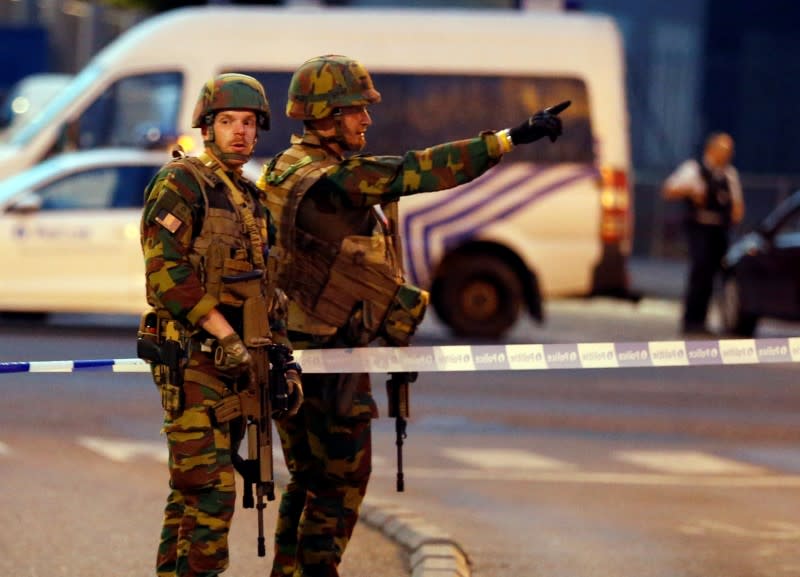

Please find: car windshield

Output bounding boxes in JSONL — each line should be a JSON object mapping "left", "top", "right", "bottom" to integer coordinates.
{"left": 9, "top": 63, "right": 103, "bottom": 147}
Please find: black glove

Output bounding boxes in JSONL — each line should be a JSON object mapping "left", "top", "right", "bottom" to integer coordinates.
{"left": 509, "top": 100, "right": 571, "bottom": 145}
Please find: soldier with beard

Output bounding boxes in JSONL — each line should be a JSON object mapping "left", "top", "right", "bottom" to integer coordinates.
{"left": 259, "top": 54, "right": 567, "bottom": 577}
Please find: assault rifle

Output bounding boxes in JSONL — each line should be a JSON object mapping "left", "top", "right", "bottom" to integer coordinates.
{"left": 230, "top": 336, "right": 291, "bottom": 557}
{"left": 386, "top": 371, "right": 417, "bottom": 492}
{"left": 210, "top": 270, "right": 291, "bottom": 558}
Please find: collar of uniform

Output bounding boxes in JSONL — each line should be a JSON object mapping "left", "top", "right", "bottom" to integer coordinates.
{"left": 295, "top": 130, "right": 345, "bottom": 161}
{"left": 292, "top": 132, "right": 322, "bottom": 147}
{"left": 201, "top": 147, "right": 244, "bottom": 177}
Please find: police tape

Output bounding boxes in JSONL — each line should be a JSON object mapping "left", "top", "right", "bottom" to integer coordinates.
{"left": 1, "top": 337, "right": 800, "bottom": 375}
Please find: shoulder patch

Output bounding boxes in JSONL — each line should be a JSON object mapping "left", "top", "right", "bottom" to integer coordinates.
{"left": 154, "top": 209, "right": 184, "bottom": 234}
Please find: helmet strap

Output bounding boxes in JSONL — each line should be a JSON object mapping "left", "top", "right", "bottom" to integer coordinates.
{"left": 330, "top": 110, "right": 360, "bottom": 152}
{"left": 205, "top": 140, "right": 251, "bottom": 167}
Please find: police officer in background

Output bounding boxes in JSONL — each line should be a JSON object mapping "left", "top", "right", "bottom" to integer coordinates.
{"left": 140, "top": 73, "right": 301, "bottom": 577}
{"left": 258, "top": 54, "right": 567, "bottom": 577}
{"left": 662, "top": 131, "right": 745, "bottom": 336}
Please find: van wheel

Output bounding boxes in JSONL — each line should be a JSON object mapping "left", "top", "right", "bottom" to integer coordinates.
{"left": 433, "top": 254, "right": 523, "bottom": 339}
{"left": 719, "top": 274, "right": 757, "bottom": 337}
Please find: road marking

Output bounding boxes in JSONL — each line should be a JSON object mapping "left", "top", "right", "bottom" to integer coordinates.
{"left": 442, "top": 448, "right": 575, "bottom": 471}
{"left": 679, "top": 519, "right": 800, "bottom": 539}
{"left": 614, "top": 450, "right": 766, "bottom": 475}
{"left": 0, "top": 441, "right": 9, "bottom": 456}
{"left": 547, "top": 297, "right": 680, "bottom": 318}
{"left": 48, "top": 438, "right": 799, "bottom": 489}
{"left": 78, "top": 436, "right": 167, "bottom": 463}
{"left": 373, "top": 467, "right": 800, "bottom": 488}
{"left": 77, "top": 436, "right": 287, "bottom": 465}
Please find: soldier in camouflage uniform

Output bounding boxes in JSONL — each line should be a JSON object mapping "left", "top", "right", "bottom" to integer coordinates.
{"left": 258, "top": 54, "right": 566, "bottom": 577}
{"left": 140, "top": 73, "right": 302, "bottom": 577}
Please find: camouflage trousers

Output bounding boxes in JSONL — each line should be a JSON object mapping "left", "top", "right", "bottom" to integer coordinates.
{"left": 271, "top": 372, "right": 378, "bottom": 577}
{"left": 156, "top": 352, "right": 237, "bottom": 577}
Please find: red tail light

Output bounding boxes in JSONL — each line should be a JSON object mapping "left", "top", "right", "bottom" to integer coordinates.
{"left": 598, "top": 166, "right": 632, "bottom": 250}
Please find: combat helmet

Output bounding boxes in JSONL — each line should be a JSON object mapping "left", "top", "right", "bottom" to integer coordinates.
{"left": 286, "top": 55, "right": 381, "bottom": 120}
{"left": 192, "top": 73, "right": 270, "bottom": 130}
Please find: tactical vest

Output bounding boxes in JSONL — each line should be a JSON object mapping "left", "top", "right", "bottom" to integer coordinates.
{"left": 147, "top": 153, "right": 274, "bottom": 337}
{"left": 688, "top": 160, "right": 733, "bottom": 227}
{"left": 262, "top": 139, "right": 405, "bottom": 340}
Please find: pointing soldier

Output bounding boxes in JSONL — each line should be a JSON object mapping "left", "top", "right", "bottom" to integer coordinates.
{"left": 140, "top": 73, "right": 302, "bottom": 577}
{"left": 258, "top": 54, "right": 568, "bottom": 577}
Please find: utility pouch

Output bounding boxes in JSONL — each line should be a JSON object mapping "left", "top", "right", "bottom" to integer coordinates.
{"left": 159, "top": 339, "right": 185, "bottom": 414}
{"left": 161, "top": 382, "right": 183, "bottom": 414}
{"left": 380, "top": 284, "right": 430, "bottom": 346}
{"left": 313, "top": 234, "right": 401, "bottom": 329}
{"left": 211, "top": 393, "right": 243, "bottom": 424}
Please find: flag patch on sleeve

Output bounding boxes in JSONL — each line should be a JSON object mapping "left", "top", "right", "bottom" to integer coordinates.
{"left": 154, "top": 209, "right": 183, "bottom": 234}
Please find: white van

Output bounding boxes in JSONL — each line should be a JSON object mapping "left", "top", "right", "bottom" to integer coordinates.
{"left": 0, "top": 6, "right": 632, "bottom": 338}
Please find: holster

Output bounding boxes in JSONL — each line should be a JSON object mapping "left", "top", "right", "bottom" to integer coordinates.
{"left": 137, "top": 308, "right": 188, "bottom": 414}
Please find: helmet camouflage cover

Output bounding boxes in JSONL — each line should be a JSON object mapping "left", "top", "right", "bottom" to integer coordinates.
{"left": 286, "top": 54, "right": 381, "bottom": 120}
{"left": 192, "top": 73, "right": 271, "bottom": 130}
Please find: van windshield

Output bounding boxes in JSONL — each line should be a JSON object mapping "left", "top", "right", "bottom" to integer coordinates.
{"left": 10, "top": 66, "right": 182, "bottom": 152}
{"left": 243, "top": 70, "right": 594, "bottom": 165}
{"left": 10, "top": 64, "right": 102, "bottom": 147}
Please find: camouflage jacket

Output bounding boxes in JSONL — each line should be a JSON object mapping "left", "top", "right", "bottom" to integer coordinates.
{"left": 260, "top": 130, "right": 505, "bottom": 209}
{"left": 140, "top": 152, "right": 289, "bottom": 346}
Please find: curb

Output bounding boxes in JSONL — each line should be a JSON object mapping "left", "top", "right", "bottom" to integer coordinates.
{"left": 360, "top": 495, "right": 471, "bottom": 577}
{"left": 273, "top": 470, "right": 470, "bottom": 577}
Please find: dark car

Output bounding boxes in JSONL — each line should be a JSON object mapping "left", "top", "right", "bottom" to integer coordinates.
{"left": 719, "top": 190, "right": 800, "bottom": 336}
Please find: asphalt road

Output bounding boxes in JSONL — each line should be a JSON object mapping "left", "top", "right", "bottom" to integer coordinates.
{"left": 1, "top": 259, "right": 799, "bottom": 577}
